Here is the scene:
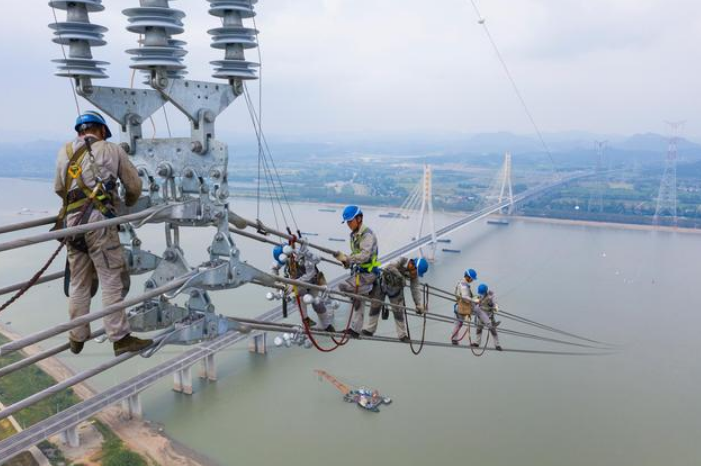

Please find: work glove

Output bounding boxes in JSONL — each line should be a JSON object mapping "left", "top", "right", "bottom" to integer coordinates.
{"left": 415, "top": 304, "right": 426, "bottom": 315}
{"left": 334, "top": 251, "right": 350, "bottom": 268}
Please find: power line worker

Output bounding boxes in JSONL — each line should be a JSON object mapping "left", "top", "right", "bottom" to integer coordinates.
{"left": 451, "top": 268, "right": 478, "bottom": 346}
{"left": 271, "top": 243, "right": 335, "bottom": 332}
{"left": 363, "top": 257, "right": 428, "bottom": 342}
{"left": 54, "top": 111, "right": 152, "bottom": 356}
{"left": 334, "top": 205, "right": 382, "bottom": 339}
{"left": 472, "top": 283, "right": 503, "bottom": 351}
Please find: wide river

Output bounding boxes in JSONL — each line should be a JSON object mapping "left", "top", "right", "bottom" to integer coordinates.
{"left": 0, "top": 178, "right": 699, "bottom": 466}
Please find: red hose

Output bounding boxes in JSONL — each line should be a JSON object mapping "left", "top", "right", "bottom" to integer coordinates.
{"left": 297, "top": 295, "right": 353, "bottom": 352}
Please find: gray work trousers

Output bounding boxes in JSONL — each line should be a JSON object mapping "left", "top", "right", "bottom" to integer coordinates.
{"left": 338, "top": 272, "right": 380, "bottom": 333}
{"left": 473, "top": 307, "right": 500, "bottom": 347}
{"left": 452, "top": 311, "right": 470, "bottom": 341}
{"left": 365, "top": 293, "right": 408, "bottom": 339}
{"left": 298, "top": 287, "right": 333, "bottom": 328}
{"left": 67, "top": 225, "right": 131, "bottom": 343}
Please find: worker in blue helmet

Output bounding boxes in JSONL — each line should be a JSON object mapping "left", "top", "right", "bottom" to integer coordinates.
{"left": 334, "top": 205, "right": 382, "bottom": 338}
{"left": 363, "top": 257, "right": 429, "bottom": 342}
{"left": 451, "top": 268, "right": 479, "bottom": 345}
{"left": 54, "top": 110, "right": 150, "bottom": 357}
{"left": 74, "top": 111, "right": 113, "bottom": 140}
{"left": 473, "top": 283, "right": 502, "bottom": 351}
{"left": 271, "top": 243, "right": 335, "bottom": 332}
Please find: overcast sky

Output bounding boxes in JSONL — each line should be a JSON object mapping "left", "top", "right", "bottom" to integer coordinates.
{"left": 1, "top": 0, "right": 699, "bottom": 142}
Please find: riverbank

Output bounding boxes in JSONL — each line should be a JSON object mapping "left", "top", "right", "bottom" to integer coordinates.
{"left": 0, "top": 324, "right": 215, "bottom": 466}
{"left": 511, "top": 215, "right": 701, "bottom": 234}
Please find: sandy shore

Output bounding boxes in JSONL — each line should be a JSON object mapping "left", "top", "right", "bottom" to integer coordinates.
{"left": 0, "top": 324, "right": 215, "bottom": 466}
{"left": 509, "top": 215, "right": 701, "bottom": 235}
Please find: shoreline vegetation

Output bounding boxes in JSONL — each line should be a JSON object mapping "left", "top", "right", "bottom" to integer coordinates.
{"left": 1, "top": 177, "right": 697, "bottom": 235}
{"left": 0, "top": 327, "right": 213, "bottom": 466}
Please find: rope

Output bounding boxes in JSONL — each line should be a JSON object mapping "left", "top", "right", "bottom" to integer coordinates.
{"left": 50, "top": 6, "right": 81, "bottom": 116}
{"left": 404, "top": 285, "right": 428, "bottom": 355}
{"left": 249, "top": 0, "right": 264, "bottom": 221}
{"left": 242, "top": 83, "right": 299, "bottom": 232}
{"left": 296, "top": 293, "right": 353, "bottom": 352}
{"left": 465, "top": 0, "right": 557, "bottom": 174}
{"left": 0, "top": 242, "right": 65, "bottom": 313}
{"left": 243, "top": 86, "right": 285, "bottom": 230}
{"left": 0, "top": 161, "right": 105, "bottom": 312}
{"left": 467, "top": 317, "right": 489, "bottom": 357}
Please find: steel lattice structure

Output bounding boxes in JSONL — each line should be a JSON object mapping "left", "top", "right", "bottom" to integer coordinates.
{"left": 654, "top": 122, "right": 685, "bottom": 226}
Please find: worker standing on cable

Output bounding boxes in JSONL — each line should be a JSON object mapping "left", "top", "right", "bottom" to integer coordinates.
{"left": 334, "top": 205, "right": 382, "bottom": 338}
{"left": 54, "top": 111, "right": 152, "bottom": 356}
{"left": 271, "top": 243, "right": 335, "bottom": 332}
{"left": 473, "top": 284, "right": 502, "bottom": 351}
{"left": 451, "top": 269, "right": 478, "bottom": 345}
{"left": 362, "top": 257, "right": 428, "bottom": 342}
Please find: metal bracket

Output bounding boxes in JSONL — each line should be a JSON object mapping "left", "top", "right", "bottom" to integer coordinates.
{"left": 119, "top": 224, "right": 161, "bottom": 275}
{"left": 154, "top": 79, "right": 237, "bottom": 154}
{"left": 76, "top": 85, "right": 166, "bottom": 154}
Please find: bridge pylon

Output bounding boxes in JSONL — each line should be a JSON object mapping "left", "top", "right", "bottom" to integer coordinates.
{"left": 498, "top": 152, "right": 515, "bottom": 214}
{"left": 416, "top": 164, "right": 437, "bottom": 262}
{"left": 654, "top": 121, "right": 685, "bottom": 226}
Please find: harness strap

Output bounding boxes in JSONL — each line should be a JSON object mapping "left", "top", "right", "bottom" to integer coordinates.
{"left": 63, "top": 143, "right": 112, "bottom": 217}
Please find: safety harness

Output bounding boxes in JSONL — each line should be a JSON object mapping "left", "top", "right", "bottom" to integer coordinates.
{"left": 380, "top": 267, "right": 405, "bottom": 299}
{"left": 58, "top": 142, "right": 114, "bottom": 224}
{"left": 350, "top": 225, "right": 381, "bottom": 274}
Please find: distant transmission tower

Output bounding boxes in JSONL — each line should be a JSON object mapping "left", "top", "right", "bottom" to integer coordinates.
{"left": 587, "top": 141, "right": 607, "bottom": 213}
{"left": 416, "top": 164, "right": 437, "bottom": 262}
{"left": 654, "top": 121, "right": 685, "bottom": 225}
{"left": 498, "top": 152, "right": 515, "bottom": 214}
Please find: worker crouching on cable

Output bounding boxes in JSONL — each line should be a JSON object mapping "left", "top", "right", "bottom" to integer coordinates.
{"left": 473, "top": 284, "right": 502, "bottom": 351}
{"left": 54, "top": 111, "right": 152, "bottom": 356}
{"left": 451, "top": 268, "right": 478, "bottom": 345}
{"left": 272, "top": 242, "right": 335, "bottom": 332}
{"left": 363, "top": 257, "right": 428, "bottom": 342}
{"left": 334, "top": 205, "right": 382, "bottom": 339}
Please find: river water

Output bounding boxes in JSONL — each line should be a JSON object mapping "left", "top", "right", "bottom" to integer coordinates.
{"left": 0, "top": 177, "right": 699, "bottom": 466}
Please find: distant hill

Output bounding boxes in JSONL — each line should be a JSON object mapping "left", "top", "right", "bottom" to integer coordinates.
{"left": 2, "top": 132, "right": 701, "bottom": 179}
{"left": 614, "top": 133, "right": 701, "bottom": 154}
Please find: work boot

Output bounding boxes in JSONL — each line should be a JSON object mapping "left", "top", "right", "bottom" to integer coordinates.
{"left": 303, "top": 317, "right": 317, "bottom": 327}
{"left": 471, "top": 342, "right": 480, "bottom": 348}
{"left": 361, "top": 330, "right": 374, "bottom": 337}
{"left": 345, "top": 329, "right": 360, "bottom": 339}
{"left": 451, "top": 339, "right": 459, "bottom": 346}
{"left": 495, "top": 345, "right": 503, "bottom": 351}
{"left": 113, "top": 334, "right": 153, "bottom": 356}
{"left": 399, "top": 336, "right": 410, "bottom": 343}
{"left": 69, "top": 338, "right": 85, "bottom": 355}
{"left": 324, "top": 324, "right": 336, "bottom": 333}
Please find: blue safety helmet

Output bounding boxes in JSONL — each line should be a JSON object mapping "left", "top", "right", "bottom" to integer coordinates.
{"left": 413, "top": 257, "right": 429, "bottom": 277}
{"left": 464, "top": 269, "right": 477, "bottom": 280}
{"left": 477, "top": 284, "right": 489, "bottom": 295}
{"left": 342, "top": 205, "right": 363, "bottom": 223}
{"left": 273, "top": 245, "right": 284, "bottom": 264}
{"left": 74, "top": 111, "right": 112, "bottom": 139}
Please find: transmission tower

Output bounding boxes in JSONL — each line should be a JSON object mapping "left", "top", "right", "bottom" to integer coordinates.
{"left": 587, "top": 141, "right": 607, "bottom": 213}
{"left": 497, "top": 152, "right": 514, "bottom": 214}
{"left": 654, "top": 121, "right": 685, "bottom": 225}
{"left": 416, "top": 164, "right": 437, "bottom": 262}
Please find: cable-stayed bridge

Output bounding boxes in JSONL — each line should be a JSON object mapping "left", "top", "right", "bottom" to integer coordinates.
{"left": 0, "top": 169, "right": 590, "bottom": 461}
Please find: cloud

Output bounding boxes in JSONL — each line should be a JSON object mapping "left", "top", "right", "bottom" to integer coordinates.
{"left": 0, "top": 0, "right": 698, "bottom": 141}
